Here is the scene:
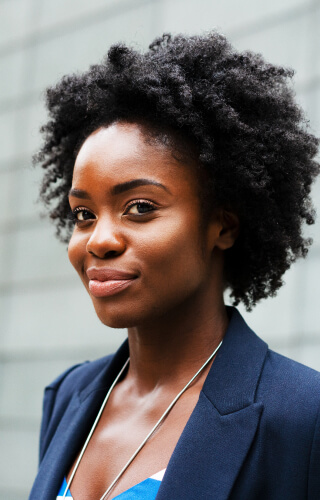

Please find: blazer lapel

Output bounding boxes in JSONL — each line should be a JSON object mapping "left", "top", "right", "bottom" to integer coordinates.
{"left": 157, "top": 394, "right": 263, "bottom": 500}
{"left": 29, "top": 341, "right": 130, "bottom": 500}
{"left": 30, "top": 391, "right": 96, "bottom": 499}
{"left": 157, "top": 308, "right": 268, "bottom": 500}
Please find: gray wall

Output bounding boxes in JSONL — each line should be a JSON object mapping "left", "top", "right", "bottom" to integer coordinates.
{"left": 0, "top": 0, "right": 319, "bottom": 498}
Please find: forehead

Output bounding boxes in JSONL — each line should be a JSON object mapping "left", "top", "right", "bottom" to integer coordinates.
{"left": 76, "top": 122, "right": 171, "bottom": 169}
{"left": 73, "top": 122, "right": 200, "bottom": 193}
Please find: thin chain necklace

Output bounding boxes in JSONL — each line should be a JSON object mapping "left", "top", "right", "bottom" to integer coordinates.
{"left": 62, "top": 340, "right": 223, "bottom": 500}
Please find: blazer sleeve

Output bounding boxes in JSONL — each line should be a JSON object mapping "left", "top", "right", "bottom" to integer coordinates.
{"left": 38, "top": 363, "right": 86, "bottom": 464}
{"left": 308, "top": 401, "right": 320, "bottom": 499}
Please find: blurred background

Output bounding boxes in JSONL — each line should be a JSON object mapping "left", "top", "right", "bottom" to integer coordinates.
{"left": 0, "top": 0, "right": 319, "bottom": 498}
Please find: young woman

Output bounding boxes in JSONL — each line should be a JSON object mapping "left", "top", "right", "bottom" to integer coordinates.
{"left": 29, "top": 33, "right": 320, "bottom": 500}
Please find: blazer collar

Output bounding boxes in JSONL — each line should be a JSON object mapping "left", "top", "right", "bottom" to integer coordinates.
{"left": 79, "top": 306, "right": 268, "bottom": 412}
{"left": 79, "top": 306, "right": 268, "bottom": 409}
{"left": 202, "top": 306, "right": 268, "bottom": 413}
{"left": 79, "top": 339, "right": 129, "bottom": 403}
{"left": 29, "top": 342, "right": 131, "bottom": 500}
{"left": 156, "top": 307, "right": 268, "bottom": 499}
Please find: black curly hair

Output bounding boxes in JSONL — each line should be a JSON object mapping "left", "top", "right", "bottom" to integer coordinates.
{"left": 34, "top": 32, "right": 320, "bottom": 310}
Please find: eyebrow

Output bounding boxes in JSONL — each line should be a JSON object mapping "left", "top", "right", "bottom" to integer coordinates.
{"left": 111, "top": 179, "right": 170, "bottom": 195}
{"left": 69, "top": 179, "right": 171, "bottom": 199}
{"left": 68, "top": 188, "right": 91, "bottom": 199}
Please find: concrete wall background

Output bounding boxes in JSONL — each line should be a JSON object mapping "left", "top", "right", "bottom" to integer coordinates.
{"left": 0, "top": 0, "right": 319, "bottom": 498}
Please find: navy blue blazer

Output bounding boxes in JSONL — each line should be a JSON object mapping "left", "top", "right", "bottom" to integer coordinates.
{"left": 29, "top": 308, "right": 320, "bottom": 499}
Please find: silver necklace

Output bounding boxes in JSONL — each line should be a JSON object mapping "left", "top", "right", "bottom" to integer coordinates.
{"left": 62, "top": 340, "right": 223, "bottom": 500}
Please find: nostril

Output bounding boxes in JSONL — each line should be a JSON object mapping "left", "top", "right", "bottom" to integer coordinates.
{"left": 105, "top": 250, "right": 120, "bottom": 258}
{"left": 87, "top": 248, "right": 123, "bottom": 259}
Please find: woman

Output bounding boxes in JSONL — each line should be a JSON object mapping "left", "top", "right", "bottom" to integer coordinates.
{"left": 29, "top": 33, "right": 320, "bottom": 499}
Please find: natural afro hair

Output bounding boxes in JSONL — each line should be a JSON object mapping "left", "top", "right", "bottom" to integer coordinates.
{"left": 34, "top": 32, "right": 320, "bottom": 310}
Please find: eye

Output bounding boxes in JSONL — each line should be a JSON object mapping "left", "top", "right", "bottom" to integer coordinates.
{"left": 76, "top": 209, "right": 95, "bottom": 221}
{"left": 69, "top": 208, "right": 96, "bottom": 224}
{"left": 125, "top": 201, "right": 156, "bottom": 216}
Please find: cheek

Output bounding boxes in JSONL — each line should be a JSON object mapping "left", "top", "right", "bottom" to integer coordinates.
{"left": 139, "top": 215, "right": 206, "bottom": 291}
{"left": 68, "top": 231, "right": 87, "bottom": 275}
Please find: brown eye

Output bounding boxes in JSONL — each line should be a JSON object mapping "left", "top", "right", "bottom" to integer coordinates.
{"left": 126, "top": 202, "right": 155, "bottom": 215}
{"left": 70, "top": 208, "right": 95, "bottom": 224}
{"left": 76, "top": 209, "right": 94, "bottom": 221}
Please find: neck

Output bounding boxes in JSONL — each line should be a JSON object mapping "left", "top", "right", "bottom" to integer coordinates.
{"left": 126, "top": 290, "right": 228, "bottom": 394}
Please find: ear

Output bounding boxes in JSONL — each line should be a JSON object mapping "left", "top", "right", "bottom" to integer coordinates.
{"left": 207, "top": 209, "right": 240, "bottom": 251}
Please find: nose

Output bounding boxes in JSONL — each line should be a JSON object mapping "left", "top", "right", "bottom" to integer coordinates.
{"left": 86, "top": 217, "right": 126, "bottom": 259}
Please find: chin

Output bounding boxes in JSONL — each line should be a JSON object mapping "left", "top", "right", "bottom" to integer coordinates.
{"left": 97, "top": 314, "right": 137, "bottom": 329}
{"left": 92, "top": 302, "right": 142, "bottom": 329}
{"left": 92, "top": 299, "right": 166, "bottom": 329}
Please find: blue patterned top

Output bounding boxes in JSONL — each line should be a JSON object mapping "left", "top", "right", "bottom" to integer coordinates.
{"left": 56, "top": 469, "right": 166, "bottom": 499}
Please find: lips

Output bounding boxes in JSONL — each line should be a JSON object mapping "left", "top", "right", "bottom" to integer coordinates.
{"left": 86, "top": 267, "right": 137, "bottom": 298}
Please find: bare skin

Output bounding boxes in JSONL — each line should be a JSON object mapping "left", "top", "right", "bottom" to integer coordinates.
{"left": 67, "top": 122, "right": 239, "bottom": 499}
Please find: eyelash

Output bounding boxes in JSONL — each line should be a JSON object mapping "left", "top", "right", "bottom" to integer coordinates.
{"left": 68, "top": 200, "right": 157, "bottom": 225}
{"left": 68, "top": 207, "right": 94, "bottom": 224}
{"left": 124, "top": 200, "right": 156, "bottom": 216}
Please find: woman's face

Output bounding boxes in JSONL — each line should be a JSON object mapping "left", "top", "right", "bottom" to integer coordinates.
{"left": 68, "top": 122, "right": 224, "bottom": 328}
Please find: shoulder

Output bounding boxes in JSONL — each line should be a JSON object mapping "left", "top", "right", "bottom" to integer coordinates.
{"left": 257, "top": 348, "right": 320, "bottom": 439}
{"left": 230, "top": 306, "right": 320, "bottom": 413}
{"left": 42, "top": 353, "right": 114, "bottom": 415}
{"left": 38, "top": 353, "right": 114, "bottom": 462}
{"left": 260, "top": 348, "right": 320, "bottom": 402}
{"left": 45, "top": 353, "right": 114, "bottom": 394}
{"left": 255, "top": 350, "right": 320, "bottom": 495}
